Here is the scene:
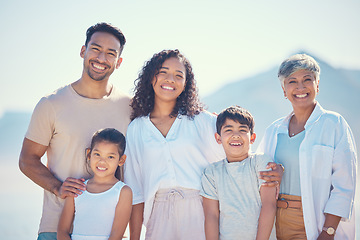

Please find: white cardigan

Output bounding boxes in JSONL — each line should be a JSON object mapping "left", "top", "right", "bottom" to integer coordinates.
{"left": 257, "top": 102, "right": 357, "bottom": 240}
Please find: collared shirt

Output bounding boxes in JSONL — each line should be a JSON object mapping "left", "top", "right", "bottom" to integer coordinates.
{"left": 124, "top": 111, "right": 225, "bottom": 226}
{"left": 257, "top": 102, "right": 357, "bottom": 240}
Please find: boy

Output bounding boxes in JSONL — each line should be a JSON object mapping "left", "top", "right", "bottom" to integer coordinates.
{"left": 200, "top": 106, "right": 276, "bottom": 240}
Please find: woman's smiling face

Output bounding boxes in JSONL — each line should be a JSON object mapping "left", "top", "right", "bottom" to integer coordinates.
{"left": 152, "top": 57, "right": 186, "bottom": 104}
{"left": 282, "top": 69, "right": 319, "bottom": 110}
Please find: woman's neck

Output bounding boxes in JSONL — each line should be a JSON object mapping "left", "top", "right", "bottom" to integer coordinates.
{"left": 288, "top": 102, "right": 316, "bottom": 137}
{"left": 150, "top": 100, "right": 177, "bottom": 137}
{"left": 151, "top": 99, "right": 176, "bottom": 118}
{"left": 292, "top": 102, "right": 316, "bottom": 125}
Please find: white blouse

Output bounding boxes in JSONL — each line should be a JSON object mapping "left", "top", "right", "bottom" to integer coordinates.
{"left": 124, "top": 111, "right": 225, "bottom": 225}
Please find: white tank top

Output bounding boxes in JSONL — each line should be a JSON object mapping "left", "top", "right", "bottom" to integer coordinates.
{"left": 71, "top": 180, "right": 126, "bottom": 240}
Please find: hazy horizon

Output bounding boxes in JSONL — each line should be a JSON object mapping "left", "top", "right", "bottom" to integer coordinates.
{"left": 1, "top": 0, "right": 360, "bottom": 115}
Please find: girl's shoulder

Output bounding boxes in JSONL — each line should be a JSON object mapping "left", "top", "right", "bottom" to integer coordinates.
{"left": 114, "top": 180, "right": 127, "bottom": 190}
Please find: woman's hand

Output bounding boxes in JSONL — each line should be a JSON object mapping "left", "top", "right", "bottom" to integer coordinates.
{"left": 317, "top": 231, "right": 334, "bottom": 240}
{"left": 259, "top": 162, "right": 284, "bottom": 187}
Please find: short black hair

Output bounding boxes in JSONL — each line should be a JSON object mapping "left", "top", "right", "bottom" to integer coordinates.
{"left": 85, "top": 22, "right": 126, "bottom": 54}
{"left": 216, "top": 106, "right": 255, "bottom": 135}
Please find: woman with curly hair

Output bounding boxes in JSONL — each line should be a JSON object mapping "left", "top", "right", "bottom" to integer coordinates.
{"left": 124, "top": 49, "right": 226, "bottom": 240}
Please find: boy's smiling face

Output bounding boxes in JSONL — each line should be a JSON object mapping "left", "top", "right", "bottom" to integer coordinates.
{"left": 215, "top": 119, "right": 256, "bottom": 163}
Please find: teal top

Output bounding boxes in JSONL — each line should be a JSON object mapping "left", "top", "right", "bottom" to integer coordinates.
{"left": 274, "top": 131, "right": 305, "bottom": 196}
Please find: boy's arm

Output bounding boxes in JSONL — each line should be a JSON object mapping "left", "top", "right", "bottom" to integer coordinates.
{"left": 256, "top": 185, "right": 277, "bottom": 240}
{"left": 129, "top": 202, "right": 144, "bottom": 240}
{"left": 109, "top": 185, "right": 133, "bottom": 240}
{"left": 57, "top": 197, "right": 75, "bottom": 240}
{"left": 203, "top": 197, "right": 220, "bottom": 240}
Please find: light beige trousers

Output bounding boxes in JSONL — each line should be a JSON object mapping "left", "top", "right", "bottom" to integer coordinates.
{"left": 145, "top": 188, "right": 205, "bottom": 240}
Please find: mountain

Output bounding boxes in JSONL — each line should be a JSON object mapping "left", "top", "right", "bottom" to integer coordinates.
{"left": 202, "top": 53, "right": 360, "bottom": 151}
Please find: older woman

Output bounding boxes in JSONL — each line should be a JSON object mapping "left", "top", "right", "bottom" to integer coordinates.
{"left": 257, "top": 54, "right": 357, "bottom": 240}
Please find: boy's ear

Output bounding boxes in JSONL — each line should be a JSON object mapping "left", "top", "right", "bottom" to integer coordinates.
{"left": 250, "top": 133, "right": 256, "bottom": 144}
{"left": 215, "top": 132, "right": 222, "bottom": 144}
{"left": 118, "top": 154, "right": 127, "bottom": 166}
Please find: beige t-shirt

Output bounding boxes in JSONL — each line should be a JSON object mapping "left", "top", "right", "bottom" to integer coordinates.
{"left": 25, "top": 84, "right": 131, "bottom": 233}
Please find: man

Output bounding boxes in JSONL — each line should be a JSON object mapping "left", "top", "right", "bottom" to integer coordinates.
{"left": 19, "top": 23, "right": 131, "bottom": 240}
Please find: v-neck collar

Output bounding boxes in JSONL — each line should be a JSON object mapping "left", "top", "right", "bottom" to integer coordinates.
{"left": 145, "top": 114, "right": 181, "bottom": 140}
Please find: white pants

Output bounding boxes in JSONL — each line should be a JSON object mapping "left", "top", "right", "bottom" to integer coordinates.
{"left": 145, "top": 188, "right": 205, "bottom": 240}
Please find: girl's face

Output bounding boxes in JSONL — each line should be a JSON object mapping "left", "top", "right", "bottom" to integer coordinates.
{"left": 87, "top": 141, "right": 125, "bottom": 179}
{"left": 152, "top": 57, "right": 186, "bottom": 104}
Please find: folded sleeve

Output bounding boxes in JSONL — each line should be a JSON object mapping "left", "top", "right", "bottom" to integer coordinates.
{"left": 200, "top": 165, "right": 218, "bottom": 200}
{"left": 324, "top": 116, "right": 357, "bottom": 221}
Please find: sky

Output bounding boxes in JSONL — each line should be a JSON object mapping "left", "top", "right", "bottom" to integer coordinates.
{"left": 1, "top": 0, "right": 360, "bottom": 116}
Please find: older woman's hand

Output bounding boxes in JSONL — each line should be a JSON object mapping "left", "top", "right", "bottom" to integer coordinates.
{"left": 259, "top": 162, "right": 284, "bottom": 187}
{"left": 317, "top": 231, "right": 334, "bottom": 240}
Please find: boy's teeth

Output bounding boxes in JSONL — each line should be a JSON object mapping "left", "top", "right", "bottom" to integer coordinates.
{"left": 230, "top": 142, "right": 241, "bottom": 146}
{"left": 296, "top": 94, "right": 307, "bottom": 98}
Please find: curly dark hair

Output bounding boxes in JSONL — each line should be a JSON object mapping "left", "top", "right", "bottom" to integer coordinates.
{"left": 131, "top": 49, "right": 203, "bottom": 120}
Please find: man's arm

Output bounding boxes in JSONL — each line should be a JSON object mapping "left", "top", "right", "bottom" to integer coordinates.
{"left": 19, "top": 138, "right": 85, "bottom": 198}
{"left": 256, "top": 185, "right": 277, "bottom": 240}
{"left": 129, "top": 203, "right": 144, "bottom": 240}
{"left": 203, "top": 197, "right": 220, "bottom": 240}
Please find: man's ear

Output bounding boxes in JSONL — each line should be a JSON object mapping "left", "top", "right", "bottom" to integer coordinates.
{"left": 118, "top": 154, "right": 127, "bottom": 166}
{"left": 80, "top": 45, "right": 86, "bottom": 58}
{"left": 215, "top": 132, "right": 222, "bottom": 144}
{"left": 115, "top": 57, "right": 123, "bottom": 69}
{"left": 250, "top": 133, "right": 256, "bottom": 144}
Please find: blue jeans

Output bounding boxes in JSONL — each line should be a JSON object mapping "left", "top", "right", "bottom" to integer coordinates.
{"left": 37, "top": 232, "right": 57, "bottom": 240}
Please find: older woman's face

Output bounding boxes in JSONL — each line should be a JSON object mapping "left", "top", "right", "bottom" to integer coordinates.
{"left": 282, "top": 69, "right": 319, "bottom": 109}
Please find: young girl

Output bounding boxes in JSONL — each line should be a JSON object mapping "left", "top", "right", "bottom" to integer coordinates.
{"left": 57, "top": 128, "right": 132, "bottom": 240}
{"left": 124, "top": 49, "right": 226, "bottom": 240}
